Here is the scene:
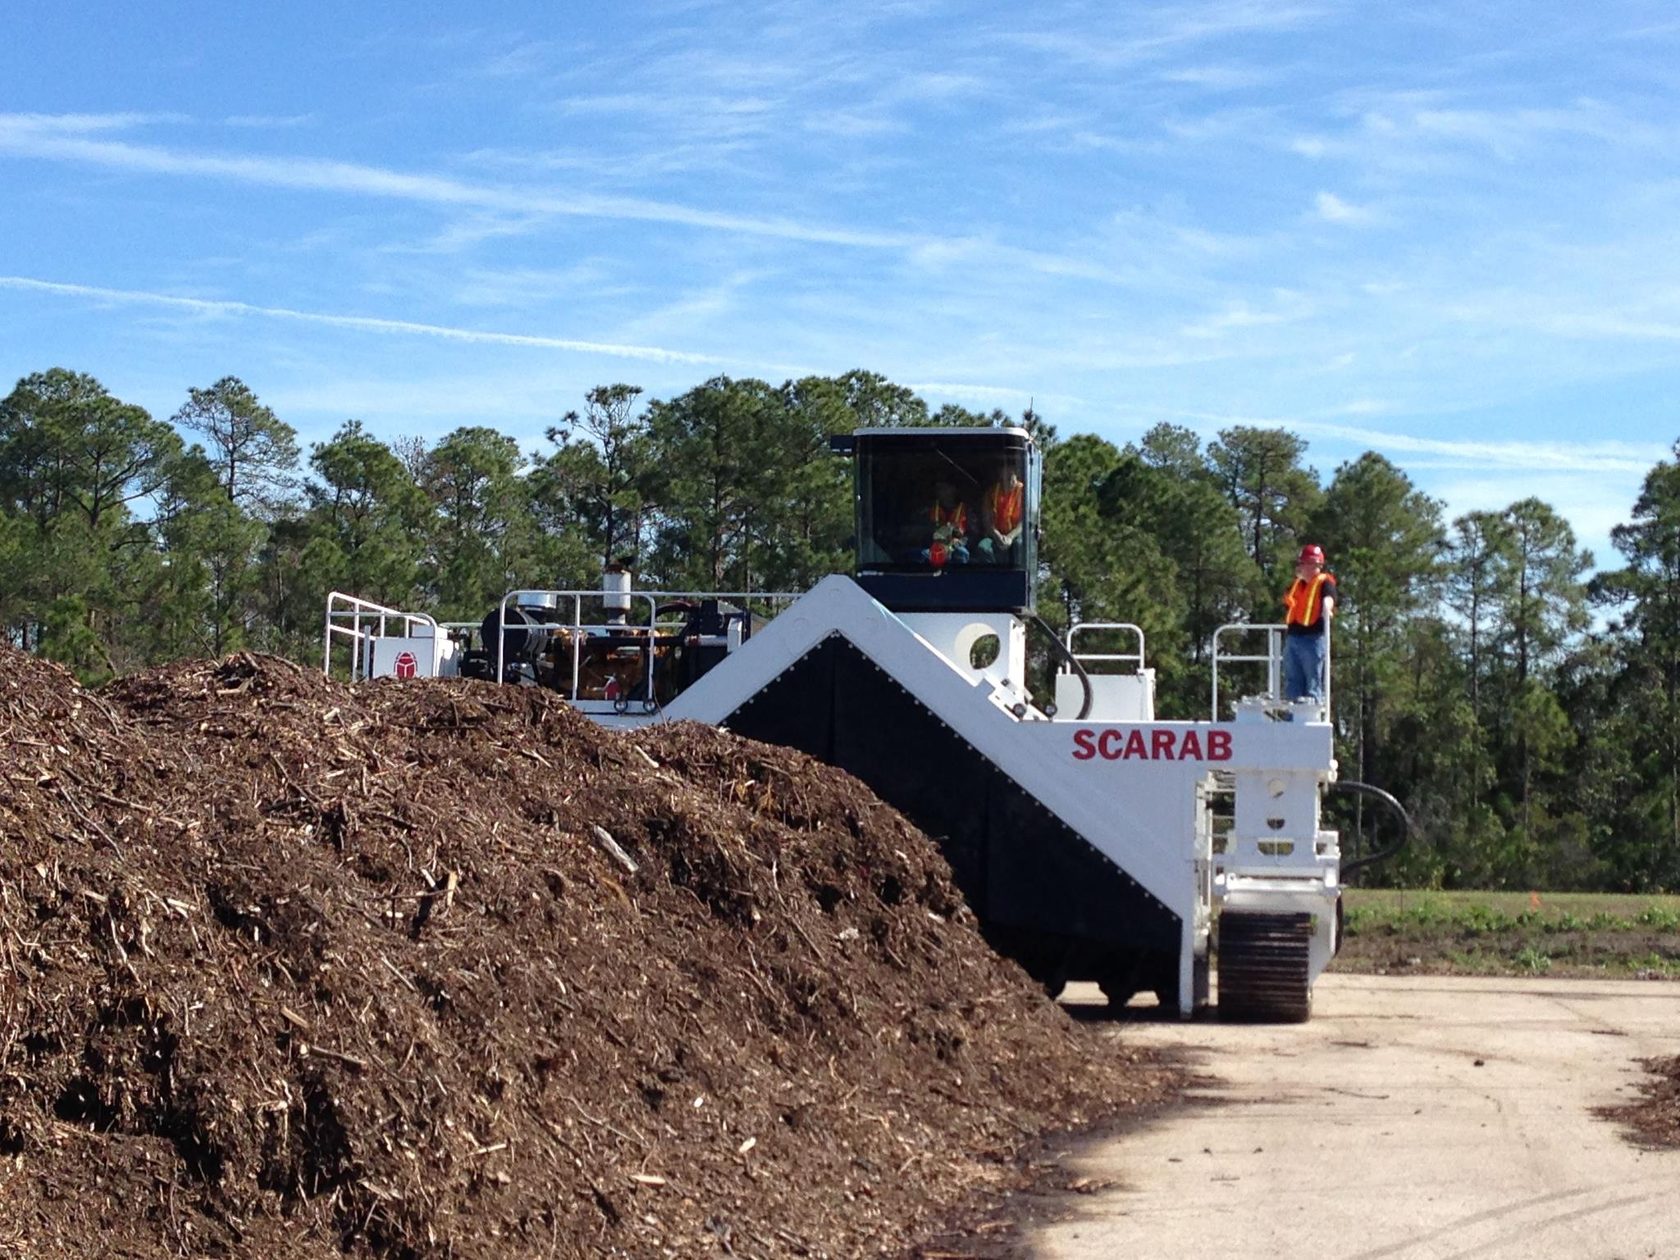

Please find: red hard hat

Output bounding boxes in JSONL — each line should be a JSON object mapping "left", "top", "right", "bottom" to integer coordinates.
{"left": 1298, "top": 544, "right": 1325, "bottom": 565}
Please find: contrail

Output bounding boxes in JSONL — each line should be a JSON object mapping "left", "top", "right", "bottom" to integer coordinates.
{"left": 0, "top": 119, "right": 922, "bottom": 251}
{"left": 1288, "top": 418, "right": 1666, "bottom": 474}
{"left": 1159, "top": 406, "right": 1667, "bottom": 474}
{"left": 0, "top": 275, "right": 726, "bottom": 366}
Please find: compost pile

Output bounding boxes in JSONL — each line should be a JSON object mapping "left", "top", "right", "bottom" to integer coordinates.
{"left": 1601, "top": 1057, "right": 1680, "bottom": 1150}
{"left": 0, "top": 649, "right": 1172, "bottom": 1258}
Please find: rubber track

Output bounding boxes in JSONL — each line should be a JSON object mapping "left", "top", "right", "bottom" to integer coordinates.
{"left": 1218, "top": 911, "right": 1313, "bottom": 1023}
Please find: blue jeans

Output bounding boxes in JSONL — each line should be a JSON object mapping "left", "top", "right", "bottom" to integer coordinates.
{"left": 1283, "top": 631, "right": 1327, "bottom": 702}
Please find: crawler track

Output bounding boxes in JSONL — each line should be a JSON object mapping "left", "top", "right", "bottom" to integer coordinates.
{"left": 1217, "top": 910, "right": 1313, "bottom": 1022}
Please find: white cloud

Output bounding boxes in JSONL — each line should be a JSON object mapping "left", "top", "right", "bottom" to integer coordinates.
{"left": 1406, "top": 102, "right": 1631, "bottom": 156}
{"left": 0, "top": 113, "right": 922, "bottom": 251}
{"left": 1329, "top": 397, "right": 1388, "bottom": 415}
{"left": 264, "top": 370, "right": 581, "bottom": 435}
{"left": 1291, "top": 95, "right": 1656, "bottom": 178}
{"left": 998, "top": 4, "right": 1328, "bottom": 68}
{"left": 1180, "top": 292, "right": 1313, "bottom": 339}
{"left": 1314, "top": 190, "right": 1373, "bottom": 224}
{"left": 476, "top": 40, "right": 562, "bottom": 81}
{"left": 223, "top": 114, "right": 315, "bottom": 129}
{"left": 610, "top": 271, "right": 771, "bottom": 347}
{"left": 1159, "top": 64, "right": 1270, "bottom": 90}
{"left": 1437, "top": 285, "right": 1680, "bottom": 345}
{"left": 1287, "top": 418, "right": 1665, "bottom": 474}
{"left": 447, "top": 263, "right": 621, "bottom": 308}
{"left": 2, "top": 111, "right": 186, "bottom": 133}
{"left": 803, "top": 110, "right": 908, "bottom": 138}
{"left": 1427, "top": 471, "right": 1643, "bottom": 562}
{"left": 882, "top": 71, "right": 988, "bottom": 105}
{"left": 381, "top": 213, "right": 556, "bottom": 256}
{"left": 906, "top": 380, "right": 1040, "bottom": 408}
{"left": 1162, "top": 105, "right": 1284, "bottom": 144}
{"left": 1528, "top": 311, "right": 1680, "bottom": 343}
{"left": 555, "top": 90, "right": 776, "bottom": 129}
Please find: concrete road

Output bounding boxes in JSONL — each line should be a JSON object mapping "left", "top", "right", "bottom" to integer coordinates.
{"left": 1032, "top": 973, "right": 1679, "bottom": 1260}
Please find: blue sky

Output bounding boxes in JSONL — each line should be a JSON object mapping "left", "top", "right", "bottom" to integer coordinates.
{"left": 4, "top": 1, "right": 1678, "bottom": 568}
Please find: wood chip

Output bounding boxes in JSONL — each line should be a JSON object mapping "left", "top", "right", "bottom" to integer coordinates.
{"left": 588, "top": 824, "right": 639, "bottom": 875}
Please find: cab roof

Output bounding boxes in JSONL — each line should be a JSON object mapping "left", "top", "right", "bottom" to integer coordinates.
{"left": 853, "top": 426, "right": 1032, "bottom": 440}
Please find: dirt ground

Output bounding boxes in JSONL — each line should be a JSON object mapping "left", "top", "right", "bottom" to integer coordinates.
{"left": 1331, "top": 900, "right": 1680, "bottom": 1153}
{"left": 1028, "top": 975, "right": 1680, "bottom": 1260}
{"left": 0, "top": 649, "right": 1177, "bottom": 1259}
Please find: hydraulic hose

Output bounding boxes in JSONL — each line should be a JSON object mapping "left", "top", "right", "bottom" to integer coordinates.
{"left": 1028, "top": 614, "right": 1094, "bottom": 721}
{"left": 1334, "top": 780, "right": 1414, "bottom": 878}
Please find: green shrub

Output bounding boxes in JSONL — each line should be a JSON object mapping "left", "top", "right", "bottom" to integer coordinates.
{"left": 1461, "top": 903, "right": 1515, "bottom": 935}
{"left": 1637, "top": 905, "right": 1680, "bottom": 931}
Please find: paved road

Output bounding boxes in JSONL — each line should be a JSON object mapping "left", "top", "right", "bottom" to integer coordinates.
{"left": 1032, "top": 973, "right": 1679, "bottom": 1260}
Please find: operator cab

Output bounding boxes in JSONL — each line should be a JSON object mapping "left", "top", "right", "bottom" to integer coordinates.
{"left": 842, "top": 427, "right": 1040, "bottom": 614}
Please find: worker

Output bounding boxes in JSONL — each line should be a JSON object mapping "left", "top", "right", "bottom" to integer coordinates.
{"left": 1281, "top": 543, "right": 1337, "bottom": 705}
{"left": 919, "top": 479, "right": 971, "bottom": 566}
{"left": 976, "top": 462, "right": 1025, "bottom": 565}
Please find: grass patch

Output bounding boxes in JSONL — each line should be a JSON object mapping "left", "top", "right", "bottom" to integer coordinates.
{"left": 1335, "top": 889, "right": 1680, "bottom": 979}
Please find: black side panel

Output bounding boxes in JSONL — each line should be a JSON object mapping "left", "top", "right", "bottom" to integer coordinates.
{"left": 854, "top": 568, "right": 1031, "bottom": 615}
{"left": 724, "top": 635, "right": 1179, "bottom": 957}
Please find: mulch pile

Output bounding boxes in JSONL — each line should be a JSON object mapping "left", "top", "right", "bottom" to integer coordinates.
{"left": 1600, "top": 1057, "right": 1680, "bottom": 1150}
{"left": 0, "top": 649, "right": 1174, "bottom": 1258}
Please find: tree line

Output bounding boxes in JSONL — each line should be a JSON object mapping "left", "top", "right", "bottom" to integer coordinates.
{"left": 5, "top": 365, "right": 1680, "bottom": 893}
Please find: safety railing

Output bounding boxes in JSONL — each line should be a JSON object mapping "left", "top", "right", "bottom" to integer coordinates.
{"left": 1211, "top": 622, "right": 1333, "bottom": 721}
{"left": 1065, "top": 621, "right": 1147, "bottom": 673}
{"left": 495, "top": 590, "right": 658, "bottom": 702}
{"left": 323, "top": 592, "right": 440, "bottom": 681}
{"left": 492, "top": 589, "right": 802, "bottom": 706}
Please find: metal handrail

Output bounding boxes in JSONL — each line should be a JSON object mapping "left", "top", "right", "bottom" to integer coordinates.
{"left": 1065, "top": 621, "right": 1147, "bottom": 671}
{"left": 324, "top": 592, "right": 439, "bottom": 681}
{"left": 495, "top": 591, "right": 655, "bottom": 701}
{"left": 1211, "top": 621, "right": 1333, "bottom": 720}
{"left": 493, "top": 588, "right": 803, "bottom": 703}
{"left": 326, "top": 587, "right": 802, "bottom": 695}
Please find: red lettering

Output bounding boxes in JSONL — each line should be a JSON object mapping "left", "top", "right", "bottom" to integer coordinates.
{"left": 1076, "top": 726, "right": 1232, "bottom": 763}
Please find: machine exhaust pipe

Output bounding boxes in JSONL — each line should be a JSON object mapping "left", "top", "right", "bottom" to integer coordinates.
{"left": 602, "top": 563, "right": 632, "bottom": 626}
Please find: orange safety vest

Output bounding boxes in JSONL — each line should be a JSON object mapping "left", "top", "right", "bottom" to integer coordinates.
{"left": 1283, "top": 572, "right": 1334, "bottom": 628}
{"left": 931, "top": 500, "right": 968, "bottom": 533}
{"left": 985, "top": 481, "right": 1023, "bottom": 534}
